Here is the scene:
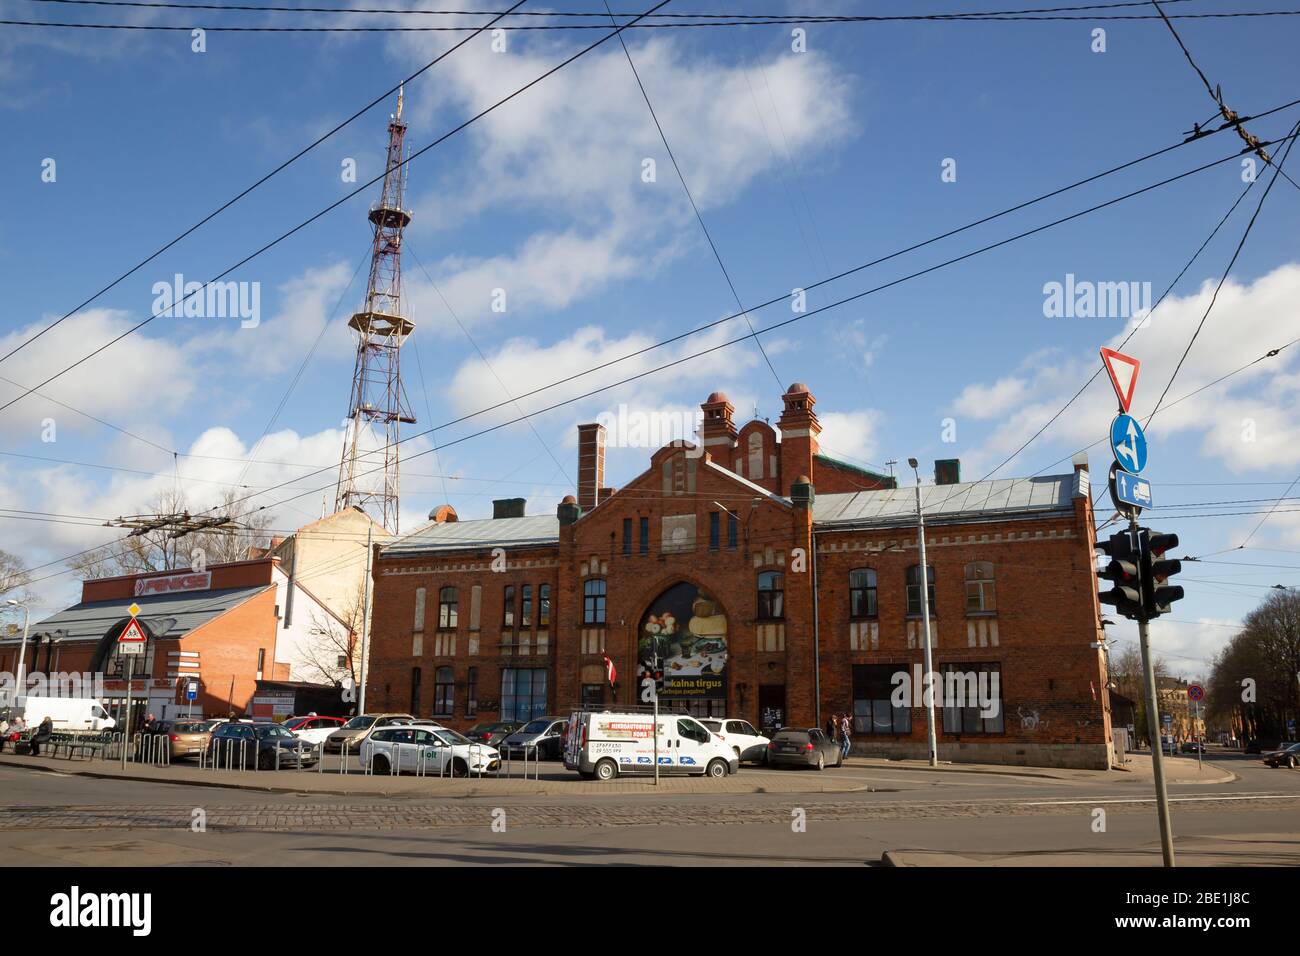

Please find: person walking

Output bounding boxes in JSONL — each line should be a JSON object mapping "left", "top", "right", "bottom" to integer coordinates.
{"left": 30, "top": 716, "right": 53, "bottom": 757}
{"left": 824, "top": 714, "right": 837, "bottom": 741}
{"left": 838, "top": 712, "right": 852, "bottom": 759}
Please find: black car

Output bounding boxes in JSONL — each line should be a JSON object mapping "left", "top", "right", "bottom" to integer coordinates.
{"left": 466, "top": 720, "right": 522, "bottom": 749}
{"left": 207, "top": 721, "right": 317, "bottom": 769}
{"left": 767, "top": 727, "right": 843, "bottom": 770}
{"left": 1263, "top": 742, "right": 1300, "bottom": 768}
{"left": 500, "top": 717, "right": 566, "bottom": 760}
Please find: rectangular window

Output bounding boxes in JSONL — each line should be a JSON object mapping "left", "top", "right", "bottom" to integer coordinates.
{"left": 906, "top": 565, "right": 936, "bottom": 617}
{"left": 521, "top": 585, "right": 533, "bottom": 628}
{"left": 438, "top": 587, "right": 458, "bottom": 629}
{"left": 965, "top": 562, "right": 997, "bottom": 613}
{"left": 581, "top": 683, "right": 605, "bottom": 710}
{"left": 639, "top": 516, "right": 649, "bottom": 555}
{"left": 500, "top": 668, "right": 548, "bottom": 723}
{"left": 622, "top": 518, "right": 632, "bottom": 555}
{"left": 939, "top": 663, "right": 1004, "bottom": 735}
{"left": 583, "top": 579, "right": 607, "bottom": 626}
{"left": 727, "top": 512, "right": 738, "bottom": 550}
{"left": 256, "top": 648, "right": 265, "bottom": 676}
{"left": 852, "top": 664, "right": 912, "bottom": 735}
{"left": 503, "top": 586, "right": 515, "bottom": 628}
{"left": 539, "top": 584, "right": 551, "bottom": 627}
{"left": 709, "top": 511, "right": 720, "bottom": 551}
{"left": 849, "top": 568, "right": 878, "bottom": 619}
{"left": 466, "top": 666, "right": 478, "bottom": 716}
{"left": 434, "top": 667, "right": 455, "bottom": 717}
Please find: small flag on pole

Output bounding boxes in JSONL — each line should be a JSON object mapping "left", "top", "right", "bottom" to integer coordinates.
{"left": 602, "top": 653, "right": 617, "bottom": 686}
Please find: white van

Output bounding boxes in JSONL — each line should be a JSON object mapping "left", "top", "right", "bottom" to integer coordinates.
{"left": 563, "top": 711, "right": 739, "bottom": 781}
{"left": 13, "top": 697, "right": 116, "bottom": 731}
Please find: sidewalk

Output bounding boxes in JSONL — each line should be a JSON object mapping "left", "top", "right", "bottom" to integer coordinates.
{"left": 0, "top": 752, "right": 870, "bottom": 797}
{"left": 844, "top": 753, "right": 1234, "bottom": 786}
{"left": 882, "top": 832, "right": 1299, "bottom": 866}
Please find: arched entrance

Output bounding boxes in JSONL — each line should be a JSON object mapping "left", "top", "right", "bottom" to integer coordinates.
{"left": 637, "top": 582, "right": 728, "bottom": 717}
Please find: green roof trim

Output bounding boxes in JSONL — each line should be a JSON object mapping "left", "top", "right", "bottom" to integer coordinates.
{"left": 815, "top": 454, "right": 897, "bottom": 488}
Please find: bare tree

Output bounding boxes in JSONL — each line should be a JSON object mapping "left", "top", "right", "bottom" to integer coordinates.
{"left": 0, "top": 549, "right": 36, "bottom": 628}
{"left": 1208, "top": 588, "right": 1300, "bottom": 743}
{"left": 294, "top": 582, "right": 364, "bottom": 688}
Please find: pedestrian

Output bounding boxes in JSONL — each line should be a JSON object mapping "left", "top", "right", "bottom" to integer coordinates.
{"left": 838, "top": 712, "right": 852, "bottom": 758}
{"left": 824, "top": 713, "right": 837, "bottom": 741}
{"left": 0, "top": 715, "right": 9, "bottom": 754}
{"left": 30, "top": 716, "right": 53, "bottom": 757}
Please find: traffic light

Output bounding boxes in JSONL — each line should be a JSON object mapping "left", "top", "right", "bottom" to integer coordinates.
{"left": 1142, "top": 530, "right": 1184, "bottom": 618}
{"left": 1097, "top": 529, "right": 1144, "bottom": 620}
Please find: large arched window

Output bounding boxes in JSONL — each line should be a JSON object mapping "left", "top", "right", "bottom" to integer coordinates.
{"left": 433, "top": 666, "right": 454, "bottom": 716}
{"left": 757, "top": 570, "right": 784, "bottom": 620}
{"left": 906, "top": 565, "right": 936, "bottom": 617}
{"left": 583, "top": 578, "right": 606, "bottom": 625}
{"left": 849, "top": 568, "right": 878, "bottom": 619}
{"left": 965, "top": 562, "right": 996, "bottom": 612}
{"left": 438, "top": 586, "right": 458, "bottom": 629}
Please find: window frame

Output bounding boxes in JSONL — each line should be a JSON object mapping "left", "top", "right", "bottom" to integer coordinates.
{"left": 502, "top": 585, "right": 516, "bottom": 629}
{"left": 438, "top": 586, "right": 458, "bottom": 630}
{"left": 583, "top": 578, "right": 607, "bottom": 626}
{"left": 757, "top": 570, "right": 785, "bottom": 621}
{"left": 849, "top": 567, "right": 878, "bottom": 619}
{"left": 906, "top": 564, "right": 937, "bottom": 617}
{"left": 433, "top": 666, "right": 455, "bottom": 717}
{"left": 964, "top": 561, "right": 997, "bottom": 614}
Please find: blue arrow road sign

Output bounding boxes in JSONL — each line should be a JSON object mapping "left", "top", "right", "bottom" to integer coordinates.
{"left": 1110, "top": 413, "right": 1148, "bottom": 474}
{"left": 1112, "top": 468, "right": 1153, "bottom": 510}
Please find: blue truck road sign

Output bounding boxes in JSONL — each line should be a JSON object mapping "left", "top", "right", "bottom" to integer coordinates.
{"left": 1112, "top": 467, "right": 1153, "bottom": 510}
{"left": 1110, "top": 414, "right": 1148, "bottom": 474}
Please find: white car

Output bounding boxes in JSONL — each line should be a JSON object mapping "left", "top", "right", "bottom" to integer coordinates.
{"left": 700, "top": 718, "right": 770, "bottom": 765}
{"left": 282, "top": 716, "right": 348, "bottom": 747}
{"left": 360, "top": 725, "right": 500, "bottom": 776}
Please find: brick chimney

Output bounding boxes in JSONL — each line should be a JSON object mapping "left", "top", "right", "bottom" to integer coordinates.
{"left": 777, "top": 382, "right": 820, "bottom": 495}
{"left": 934, "top": 459, "right": 961, "bottom": 486}
{"left": 577, "top": 423, "right": 606, "bottom": 512}
{"left": 700, "top": 391, "right": 737, "bottom": 457}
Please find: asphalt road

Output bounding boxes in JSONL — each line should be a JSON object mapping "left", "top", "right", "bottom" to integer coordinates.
{"left": 1, "top": 750, "right": 1296, "bottom": 866}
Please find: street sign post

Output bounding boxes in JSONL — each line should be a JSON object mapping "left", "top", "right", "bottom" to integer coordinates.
{"left": 118, "top": 608, "right": 148, "bottom": 769}
{"left": 1188, "top": 684, "right": 1205, "bottom": 770}
{"left": 186, "top": 680, "right": 198, "bottom": 719}
{"left": 1109, "top": 463, "right": 1153, "bottom": 516}
{"left": 1109, "top": 413, "right": 1148, "bottom": 475}
{"left": 1100, "top": 347, "right": 1141, "bottom": 412}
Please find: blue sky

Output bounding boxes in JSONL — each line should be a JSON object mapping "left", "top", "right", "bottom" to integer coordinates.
{"left": 2, "top": 1, "right": 1300, "bottom": 676}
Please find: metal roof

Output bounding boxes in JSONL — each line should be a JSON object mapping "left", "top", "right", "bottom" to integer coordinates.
{"left": 383, "top": 514, "right": 560, "bottom": 556}
{"left": 813, "top": 474, "right": 1077, "bottom": 529}
{"left": 7, "top": 585, "right": 272, "bottom": 645}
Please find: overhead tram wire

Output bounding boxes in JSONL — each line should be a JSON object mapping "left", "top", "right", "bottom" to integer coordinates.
{"left": 8, "top": 1, "right": 1202, "bottom": 18}
{"left": 0, "top": 0, "right": 530, "bottom": 370}
{"left": 0, "top": 0, "right": 674, "bottom": 421}
{"left": 15, "top": 112, "right": 1300, "bottom": 546}
{"left": 602, "top": 0, "right": 784, "bottom": 394}
{"left": 188, "top": 133, "right": 1300, "bottom": 523}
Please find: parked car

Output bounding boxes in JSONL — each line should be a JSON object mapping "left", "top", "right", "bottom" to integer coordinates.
{"left": 207, "top": 721, "right": 318, "bottom": 769}
{"left": 1262, "top": 742, "right": 1300, "bottom": 768}
{"left": 323, "top": 714, "right": 415, "bottom": 754}
{"left": 766, "top": 727, "right": 842, "bottom": 770}
{"left": 1180, "top": 740, "right": 1205, "bottom": 754}
{"left": 360, "top": 725, "right": 500, "bottom": 776}
{"left": 148, "top": 719, "right": 212, "bottom": 761}
{"left": 282, "top": 715, "right": 347, "bottom": 746}
{"left": 700, "top": 718, "right": 770, "bottom": 765}
{"left": 563, "top": 711, "right": 738, "bottom": 780}
{"left": 466, "top": 720, "right": 522, "bottom": 749}
{"left": 501, "top": 716, "right": 566, "bottom": 760}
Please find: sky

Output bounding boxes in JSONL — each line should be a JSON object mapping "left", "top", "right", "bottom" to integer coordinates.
{"left": 2, "top": 1, "right": 1300, "bottom": 678}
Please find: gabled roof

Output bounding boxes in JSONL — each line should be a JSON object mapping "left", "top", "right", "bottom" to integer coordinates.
{"left": 383, "top": 514, "right": 560, "bottom": 557}
{"left": 813, "top": 474, "right": 1077, "bottom": 529}
{"left": 10, "top": 585, "right": 272, "bottom": 644}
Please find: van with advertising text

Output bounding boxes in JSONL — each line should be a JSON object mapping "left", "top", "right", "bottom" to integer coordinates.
{"left": 563, "top": 710, "right": 739, "bottom": 781}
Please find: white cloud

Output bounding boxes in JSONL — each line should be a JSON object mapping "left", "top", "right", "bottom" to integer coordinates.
{"left": 819, "top": 409, "right": 883, "bottom": 465}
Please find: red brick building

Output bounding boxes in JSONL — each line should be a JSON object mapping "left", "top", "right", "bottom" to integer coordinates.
{"left": 0, "top": 557, "right": 352, "bottom": 728}
{"left": 365, "top": 384, "right": 1115, "bottom": 769}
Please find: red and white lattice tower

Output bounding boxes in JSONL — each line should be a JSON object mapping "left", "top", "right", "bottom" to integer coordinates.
{"left": 335, "top": 86, "right": 417, "bottom": 533}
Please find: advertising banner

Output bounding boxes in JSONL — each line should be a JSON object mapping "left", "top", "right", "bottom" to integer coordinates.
{"left": 637, "top": 582, "right": 727, "bottom": 700}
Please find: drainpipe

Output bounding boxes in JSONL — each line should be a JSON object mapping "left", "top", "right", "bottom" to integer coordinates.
{"left": 811, "top": 529, "right": 821, "bottom": 728}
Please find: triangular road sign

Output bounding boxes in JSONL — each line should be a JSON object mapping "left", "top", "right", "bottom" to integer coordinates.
{"left": 1100, "top": 347, "right": 1140, "bottom": 413}
{"left": 118, "top": 617, "right": 148, "bottom": 644}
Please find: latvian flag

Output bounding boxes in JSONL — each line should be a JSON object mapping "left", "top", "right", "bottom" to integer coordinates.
{"left": 602, "top": 653, "right": 617, "bottom": 686}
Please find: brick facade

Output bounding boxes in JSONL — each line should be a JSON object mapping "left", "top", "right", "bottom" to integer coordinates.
{"left": 365, "top": 384, "right": 1115, "bottom": 769}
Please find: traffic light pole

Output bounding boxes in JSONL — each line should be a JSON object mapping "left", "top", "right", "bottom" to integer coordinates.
{"left": 1132, "top": 516, "right": 1176, "bottom": 867}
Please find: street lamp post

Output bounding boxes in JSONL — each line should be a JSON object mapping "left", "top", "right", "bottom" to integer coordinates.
{"left": 908, "top": 460, "right": 939, "bottom": 767}
{"left": 5, "top": 600, "right": 31, "bottom": 706}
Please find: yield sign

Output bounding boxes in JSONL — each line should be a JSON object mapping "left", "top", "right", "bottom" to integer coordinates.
{"left": 118, "top": 616, "right": 148, "bottom": 644}
{"left": 1100, "top": 347, "right": 1140, "bottom": 413}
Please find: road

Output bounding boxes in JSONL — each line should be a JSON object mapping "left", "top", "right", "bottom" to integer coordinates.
{"left": 1, "top": 750, "right": 1296, "bottom": 866}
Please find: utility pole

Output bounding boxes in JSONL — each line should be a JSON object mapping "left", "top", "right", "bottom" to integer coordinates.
{"left": 357, "top": 522, "right": 374, "bottom": 715}
{"left": 1132, "top": 519, "right": 1177, "bottom": 867}
{"left": 908, "top": 458, "right": 938, "bottom": 767}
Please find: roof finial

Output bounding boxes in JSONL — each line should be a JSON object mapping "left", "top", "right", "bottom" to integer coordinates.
{"left": 396, "top": 84, "right": 404, "bottom": 122}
